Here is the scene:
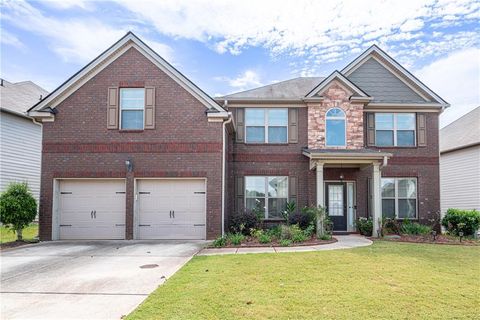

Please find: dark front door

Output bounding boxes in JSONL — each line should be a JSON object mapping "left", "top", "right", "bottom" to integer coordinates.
{"left": 325, "top": 182, "right": 347, "bottom": 231}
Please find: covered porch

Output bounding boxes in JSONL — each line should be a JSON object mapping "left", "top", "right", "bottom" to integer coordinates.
{"left": 303, "top": 149, "right": 392, "bottom": 237}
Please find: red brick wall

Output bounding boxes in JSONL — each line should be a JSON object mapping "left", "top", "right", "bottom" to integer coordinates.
{"left": 39, "top": 47, "right": 223, "bottom": 240}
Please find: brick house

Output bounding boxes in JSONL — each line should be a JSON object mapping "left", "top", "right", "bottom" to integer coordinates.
{"left": 29, "top": 32, "right": 448, "bottom": 240}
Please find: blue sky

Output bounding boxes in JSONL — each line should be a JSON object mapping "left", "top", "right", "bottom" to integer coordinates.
{"left": 1, "top": 0, "right": 479, "bottom": 126}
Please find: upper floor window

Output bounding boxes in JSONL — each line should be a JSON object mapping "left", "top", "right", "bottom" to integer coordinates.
{"left": 376, "top": 113, "right": 415, "bottom": 146}
{"left": 326, "top": 108, "right": 346, "bottom": 147}
{"left": 381, "top": 177, "right": 417, "bottom": 219}
{"left": 245, "top": 176, "right": 288, "bottom": 219}
{"left": 120, "top": 88, "right": 144, "bottom": 130}
{"left": 245, "top": 108, "right": 288, "bottom": 143}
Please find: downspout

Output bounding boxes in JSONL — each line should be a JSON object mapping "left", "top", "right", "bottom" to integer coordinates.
{"left": 221, "top": 101, "right": 232, "bottom": 237}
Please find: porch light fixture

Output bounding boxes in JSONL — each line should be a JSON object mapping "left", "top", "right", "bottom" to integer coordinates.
{"left": 125, "top": 159, "right": 133, "bottom": 172}
{"left": 339, "top": 163, "right": 344, "bottom": 181}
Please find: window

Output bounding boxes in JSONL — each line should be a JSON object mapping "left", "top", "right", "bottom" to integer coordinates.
{"left": 120, "top": 88, "right": 145, "bottom": 129}
{"left": 245, "top": 108, "right": 288, "bottom": 143}
{"left": 381, "top": 178, "right": 417, "bottom": 219}
{"left": 375, "top": 113, "right": 416, "bottom": 146}
{"left": 245, "top": 176, "right": 288, "bottom": 219}
{"left": 326, "top": 108, "right": 346, "bottom": 147}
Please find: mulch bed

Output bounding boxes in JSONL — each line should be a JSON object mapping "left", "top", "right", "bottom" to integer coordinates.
{"left": 209, "top": 237, "right": 337, "bottom": 248}
{"left": 373, "top": 234, "right": 480, "bottom": 246}
{"left": 0, "top": 240, "right": 39, "bottom": 251}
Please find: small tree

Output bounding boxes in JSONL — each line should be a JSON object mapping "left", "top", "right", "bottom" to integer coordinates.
{"left": 0, "top": 182, "right": 37, "bottom": 241}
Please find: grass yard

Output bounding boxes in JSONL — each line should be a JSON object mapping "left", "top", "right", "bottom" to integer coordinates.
{"left": 0, "top": 224, "right": 38, "bottom": 243}
{"left": 127, "top": 241, "right": 480, "bottom": 320}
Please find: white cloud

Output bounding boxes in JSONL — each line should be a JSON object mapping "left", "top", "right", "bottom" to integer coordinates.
{"left": 400, "top": 19, "right": 424, "bottom": 32}
{"left": 1, "top": 0, "right": 173, "bottom": 64}
{"left": 415, "top": 47, "right": 480, "bottom": 127}
{"left": 0, "top": 29, "right": 25, "bottom": 50}
{"left": 40, "top": 0, "right": 93, "bottom": 10}
{"left": 215, "top": 70, "right": 262, "bottom": 91}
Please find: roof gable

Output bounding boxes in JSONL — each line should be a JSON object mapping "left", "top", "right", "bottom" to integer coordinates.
{"left": 29, "top": 32, "right": 226, "bottom": 115}
{"left": 305, "top": 71, "right": 370, "bottom": 99}
{"left": 342, "top": 45, "right": 449, "bottom": 106}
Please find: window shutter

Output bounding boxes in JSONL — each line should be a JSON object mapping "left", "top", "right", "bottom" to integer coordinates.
{"left": 417, "top": 113, "right": 427, "bottom": 147}
{"left": 288, "top": 108, "right": 298, "bottom": 143}
{"left": 235, "top": 176, "right": 244, "bottom": 213}
{"left": 107, "top": 87, "right": 119, "bottom": 129}
{"left": 289, "top": 177, "right": 297, "bottom": 210}
{"left": 366, "top": 112, "right": 375, "bottom": 146}
{"left": 236, "top": 108, "right": 245, "bottom": 143}
{"left": 144, "top": 86, "right": 155, "bottom": 129}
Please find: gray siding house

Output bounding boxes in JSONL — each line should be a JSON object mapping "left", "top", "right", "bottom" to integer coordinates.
{"left": 440, "top": 107, "right": 480, "bottom": 216}
{"left": 0, "top": 79, "right": 48, "bottom": 205}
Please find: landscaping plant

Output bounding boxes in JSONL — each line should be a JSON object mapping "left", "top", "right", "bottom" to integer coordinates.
{"left": 400, "top": 219, "right": 432, "bottom": 235}
{"left": 226, "top": 232, "right": 245, "bottom": 246}
{"left": 441, "top": 209, "right": 480, "bottom": 237}
{"left": 281, "top": 201, "right": 296, "bottom": 224}
{"left": 229, "top": 208, "right": 262, "bottom": 235}
{"left": 356, "top": 217, "right": 373, "bottom": 236}
{"left": 0, "top": 182, "right": 37, "bottom": 241}
{"left": 212, "top": 236, "right": 227, "bottom": 247}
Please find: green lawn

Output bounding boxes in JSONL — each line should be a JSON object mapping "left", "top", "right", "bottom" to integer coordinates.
{"left": 127, "top": 241, "right": 480, "bottom": 320}
{"left": 0, "top": 223, "right": 38, "bottom": 243}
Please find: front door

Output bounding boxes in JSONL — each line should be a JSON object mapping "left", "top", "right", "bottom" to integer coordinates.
{"left": 325, "top": 182, "right": 347, "bottom": 231}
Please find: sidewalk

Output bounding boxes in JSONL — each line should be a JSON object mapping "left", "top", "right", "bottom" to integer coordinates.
{"left": 197, "top": 235, "right": 372, "bottom": 256}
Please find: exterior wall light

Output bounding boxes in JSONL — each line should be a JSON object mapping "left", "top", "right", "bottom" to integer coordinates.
{"left": 125, "top": 159, "right": 133, "bottom": 172}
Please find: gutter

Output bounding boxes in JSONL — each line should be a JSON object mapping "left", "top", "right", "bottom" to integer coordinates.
{"left": 221, "top": 101, "right": 232, "bottom": 237}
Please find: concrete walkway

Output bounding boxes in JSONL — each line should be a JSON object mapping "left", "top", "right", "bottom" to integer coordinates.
{"left": 197, "top": 235, "right": 372, "bottom": 255}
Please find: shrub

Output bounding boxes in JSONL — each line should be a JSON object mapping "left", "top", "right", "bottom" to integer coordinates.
{"left": 290, "top": 224, "right": 308, "bottom": 243}
{"left": 442, "top": 209, "right": 480, "bottom": 236}
{"left": 400, "top": 219, "right": 432, "bottom": 235}
{"left": 265, "top": 226, "right": 281, "bottom": 239}
{"left": 289, "top": 206, "right": 316, "bottom": 230}
{"left": 213, "top": 236, "right": 226, "bottom": 247}
{"left": 0, "top": 182, "right": 37, "bottom": 241}
{"left": 229, "top": 209, "right": 262, "bottom": 235}
{"left": 258, "top": 233, "right": 272, "bottom": 244}
{"left": 280, "top": 239, "right": 292, "bottom": 247}
{"left": 282, "top": 201, "right": 296, "bottom": 223}
{"left": 319, "top": 234, "right": 331, "bottom": 240}
{"left": 227, "top": 232, "right": 245, "bottom": 246}
{"left": 356, "top": 217, "right": 373, "bottom": 236}
{"left": 382, "top": 217, "right": 401, "bottom": 234}
{"left": 279, "top": 224, "right": 293, "bottom": 240}
{"left": 303, "top": 223, "right": 315, "bottom": 238}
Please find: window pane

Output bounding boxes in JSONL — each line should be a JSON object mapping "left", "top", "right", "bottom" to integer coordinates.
{"left": 268, "top": 127, "right": 287, "bottom": 143}
{"left": 121, "top": 110, "right": 143, "bottom": 129}
{"left": 268, "top": 177, "right": 288, "bottom": 197}
{"left": 245, "top": 177, "right": 266, "bottom": 197}
{"left": 381, "top": 179, "right": 395, "bottom": 197}
{"left": 397, "top": 131, "right": 415, "bottom": 146}
{"left": 326, "top": 119, "right": 346, "bottom": 146}
{"left": 120, "top": 89, "right": 144, "bottom": 109}
{"left": 326, "top": 108, "right": 345, "bottom": 118}
{"left": 398, "top": 179, "right": 416, "bottom": 198}
{"left": 376, "top": 130, "right": 394, "bottom": 146}
{"left": 268, "top": 198, "right": 287, "bottom": 218}
{"left": 268, "top": 109, "right": 288, "bottom": 126}
{"left": 375, "top": 113, "right": 394, "bottom": 130}
{"left": 245, "top": 109, "right": 265, "bottom": 126}
{"left": 382, "top": 199, "right": 395, "bottom": 218}
{"left": 396, "top": 113, "right": 415, "bottom": 130}
{"left": 246, "top": 127, "right": 265, "bottom": 143}
{"left": 246, "top": 198, "right": 265, "bottom": 214}
{"left": 398, "top": 199, "right": 416, "bottom": 218}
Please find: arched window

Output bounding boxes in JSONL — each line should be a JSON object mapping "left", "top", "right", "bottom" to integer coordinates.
{"left": 326, "top": 108, "right": 346, "bottom": 147}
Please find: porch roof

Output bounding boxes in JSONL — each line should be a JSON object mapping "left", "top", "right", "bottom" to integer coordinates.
{"left": 303, "top": 148, "right": 392, "bottom": 167}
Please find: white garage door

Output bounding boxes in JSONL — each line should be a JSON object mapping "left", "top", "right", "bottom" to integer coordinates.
{"left": 137, "top": 179, "right": 206, "bottom": 239}
{"left": 58, "top": 179, "right": 126, "bottom": 240}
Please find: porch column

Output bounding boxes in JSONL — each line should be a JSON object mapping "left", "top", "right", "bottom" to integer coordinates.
{"left": 316, "top": 162, "right": 324, "bottom": 207}
{"left": 372, "top": 162, "right": 381, "bottom": 237}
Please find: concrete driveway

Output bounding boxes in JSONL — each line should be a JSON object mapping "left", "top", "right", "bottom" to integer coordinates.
{"left": 0, "top": 240, "right": 205, "bottom": 320}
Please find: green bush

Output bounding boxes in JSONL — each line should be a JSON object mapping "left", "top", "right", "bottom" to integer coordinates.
{"left": 290, "top": 224, "right": 308, "bottom": 243}
{"left": 258, "top": 233, "right": 272, "bottom": 244}
{"left": 0, "top": 182, "right": 37, "bottom": 241}
{"left": 226, "top": 232, "right": 245, "bottom": 245}
{"left": 279, "top": 239, "right": 292, "bottom": 247}
{"left": 400, "top": 219, "right": 432, "bottom": 235}
{"left": 213, "top": 236, "right": 226, "bottom": 247}
{"left": 318, "top": 234, "right": 331, "bottom": 240}
{"left": 229, "top": 209, "right": 262, "bottom": 235}
{"left": 356, "top": 217, "right": 373, "bottom": 236}
{"left": 442, "top": 209, "right": 480, "bottom": 236}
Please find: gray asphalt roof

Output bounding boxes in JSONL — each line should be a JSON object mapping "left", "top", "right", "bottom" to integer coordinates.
{"left": 440, "top": 106, "right": 480, "bottom": 153}
{"left": 220, "top": 77, "right": 324, "bottom": 99}
{"left": 0, "top": 79, "right": 48, "bottom": 115}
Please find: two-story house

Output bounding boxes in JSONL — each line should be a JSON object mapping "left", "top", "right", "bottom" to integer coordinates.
{"left": 28, "top": 32, "right": 448, "bottom": 240}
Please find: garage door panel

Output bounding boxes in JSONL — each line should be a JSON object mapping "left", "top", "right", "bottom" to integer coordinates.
{"left": 138, "top": 224, "right": 205, "bottom": 240}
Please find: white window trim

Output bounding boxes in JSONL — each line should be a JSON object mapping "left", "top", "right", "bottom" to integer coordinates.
{"left": 119, "top": 88, "right": 145, "bottom": 130}
{"left": 244, "top": 176, "right": 289, "bottom": 219}
{"left": 245, "top": 108, "right": 288, "bottom": 144}
{"left": 375, "top": 113, "right": 416, "bottom": 147}
{"left": 325, "top": 107, "right": 347, "bottom": 147}
{"left": 381, "top": 177, "right": 418, "bottom": 219}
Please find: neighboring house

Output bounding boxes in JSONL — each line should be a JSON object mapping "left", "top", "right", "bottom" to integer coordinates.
{"left": 0, "top": 79, "right": 47, "bottom": 206}
{"left": 440, "top": 107, "right": 480, "bottom": 217}
{"left": 28, "top": 32, "right": 448, "bottom": 241}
